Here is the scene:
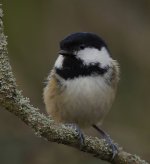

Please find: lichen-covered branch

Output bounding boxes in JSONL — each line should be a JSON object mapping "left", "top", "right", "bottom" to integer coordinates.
{"left": 0, "top": 6, "right": 148, "bottom": 164}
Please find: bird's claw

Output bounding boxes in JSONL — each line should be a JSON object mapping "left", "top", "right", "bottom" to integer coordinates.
{"left": 64, "top": 123, "right": 84, "bottom": 147}
{"left": 109, "top": 141, "right": 118, "bottom": 160}
{"left": 92, "top": 124, "right": 118, "bottom": 160}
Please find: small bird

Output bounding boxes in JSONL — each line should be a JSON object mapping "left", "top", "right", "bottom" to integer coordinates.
{"left": 43, "top": 32, "right": 119, "bottom": 158}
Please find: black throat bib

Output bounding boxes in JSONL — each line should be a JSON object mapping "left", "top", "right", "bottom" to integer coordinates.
{"left": 55, "top": 56, "right": 109, "bottom": 80}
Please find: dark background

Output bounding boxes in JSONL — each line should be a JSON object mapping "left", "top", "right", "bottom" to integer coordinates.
{"left": 1, "top": 0, "right": 150, "bottom": 163}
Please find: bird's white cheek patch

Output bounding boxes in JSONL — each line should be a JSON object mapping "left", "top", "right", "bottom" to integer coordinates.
{"left": 54, "top": 55, "right": 64, "bottom": 68}
{"left": 77, "top": 47, "right": 111, "bottom": 67}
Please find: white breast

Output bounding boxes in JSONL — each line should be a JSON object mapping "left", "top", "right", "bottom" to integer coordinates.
{"left": 59, "top": 75, "right": 115, "bottom": 127}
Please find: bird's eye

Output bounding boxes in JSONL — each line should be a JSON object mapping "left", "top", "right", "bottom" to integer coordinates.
{"left": 79, "top": 44, "right": 85, "bottom": 50}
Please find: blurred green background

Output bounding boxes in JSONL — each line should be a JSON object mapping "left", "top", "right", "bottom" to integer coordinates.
{"left": 0, "top": 0, "right": 150, "bottom": 163}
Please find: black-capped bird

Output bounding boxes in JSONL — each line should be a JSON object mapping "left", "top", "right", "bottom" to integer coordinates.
{"left": 43, "top": 32, "right": 120, "bottom": 159}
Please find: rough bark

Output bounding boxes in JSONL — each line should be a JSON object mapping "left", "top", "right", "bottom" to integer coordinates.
{"left": 0, "top": 6, "right": 148, "bottom": 164}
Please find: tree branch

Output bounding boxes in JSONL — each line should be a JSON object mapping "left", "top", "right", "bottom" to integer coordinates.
{"left": 0, "top": 6, "right": 148, "bottom": 164}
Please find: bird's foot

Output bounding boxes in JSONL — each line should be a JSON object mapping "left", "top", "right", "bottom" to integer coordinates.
{"left": 64, "top": 123, "right": 84, "bottom": 147}
{"left": 92, "top": 124, "right": 118, "bottom": 160}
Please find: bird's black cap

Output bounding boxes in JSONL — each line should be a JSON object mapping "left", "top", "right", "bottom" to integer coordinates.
{"left": 60, "top": 32, "right": 107, "bottom": 51}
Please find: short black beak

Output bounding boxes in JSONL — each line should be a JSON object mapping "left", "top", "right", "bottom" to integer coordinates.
{"left": 58, "top": 50, "right": 73, "bottom": 56}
